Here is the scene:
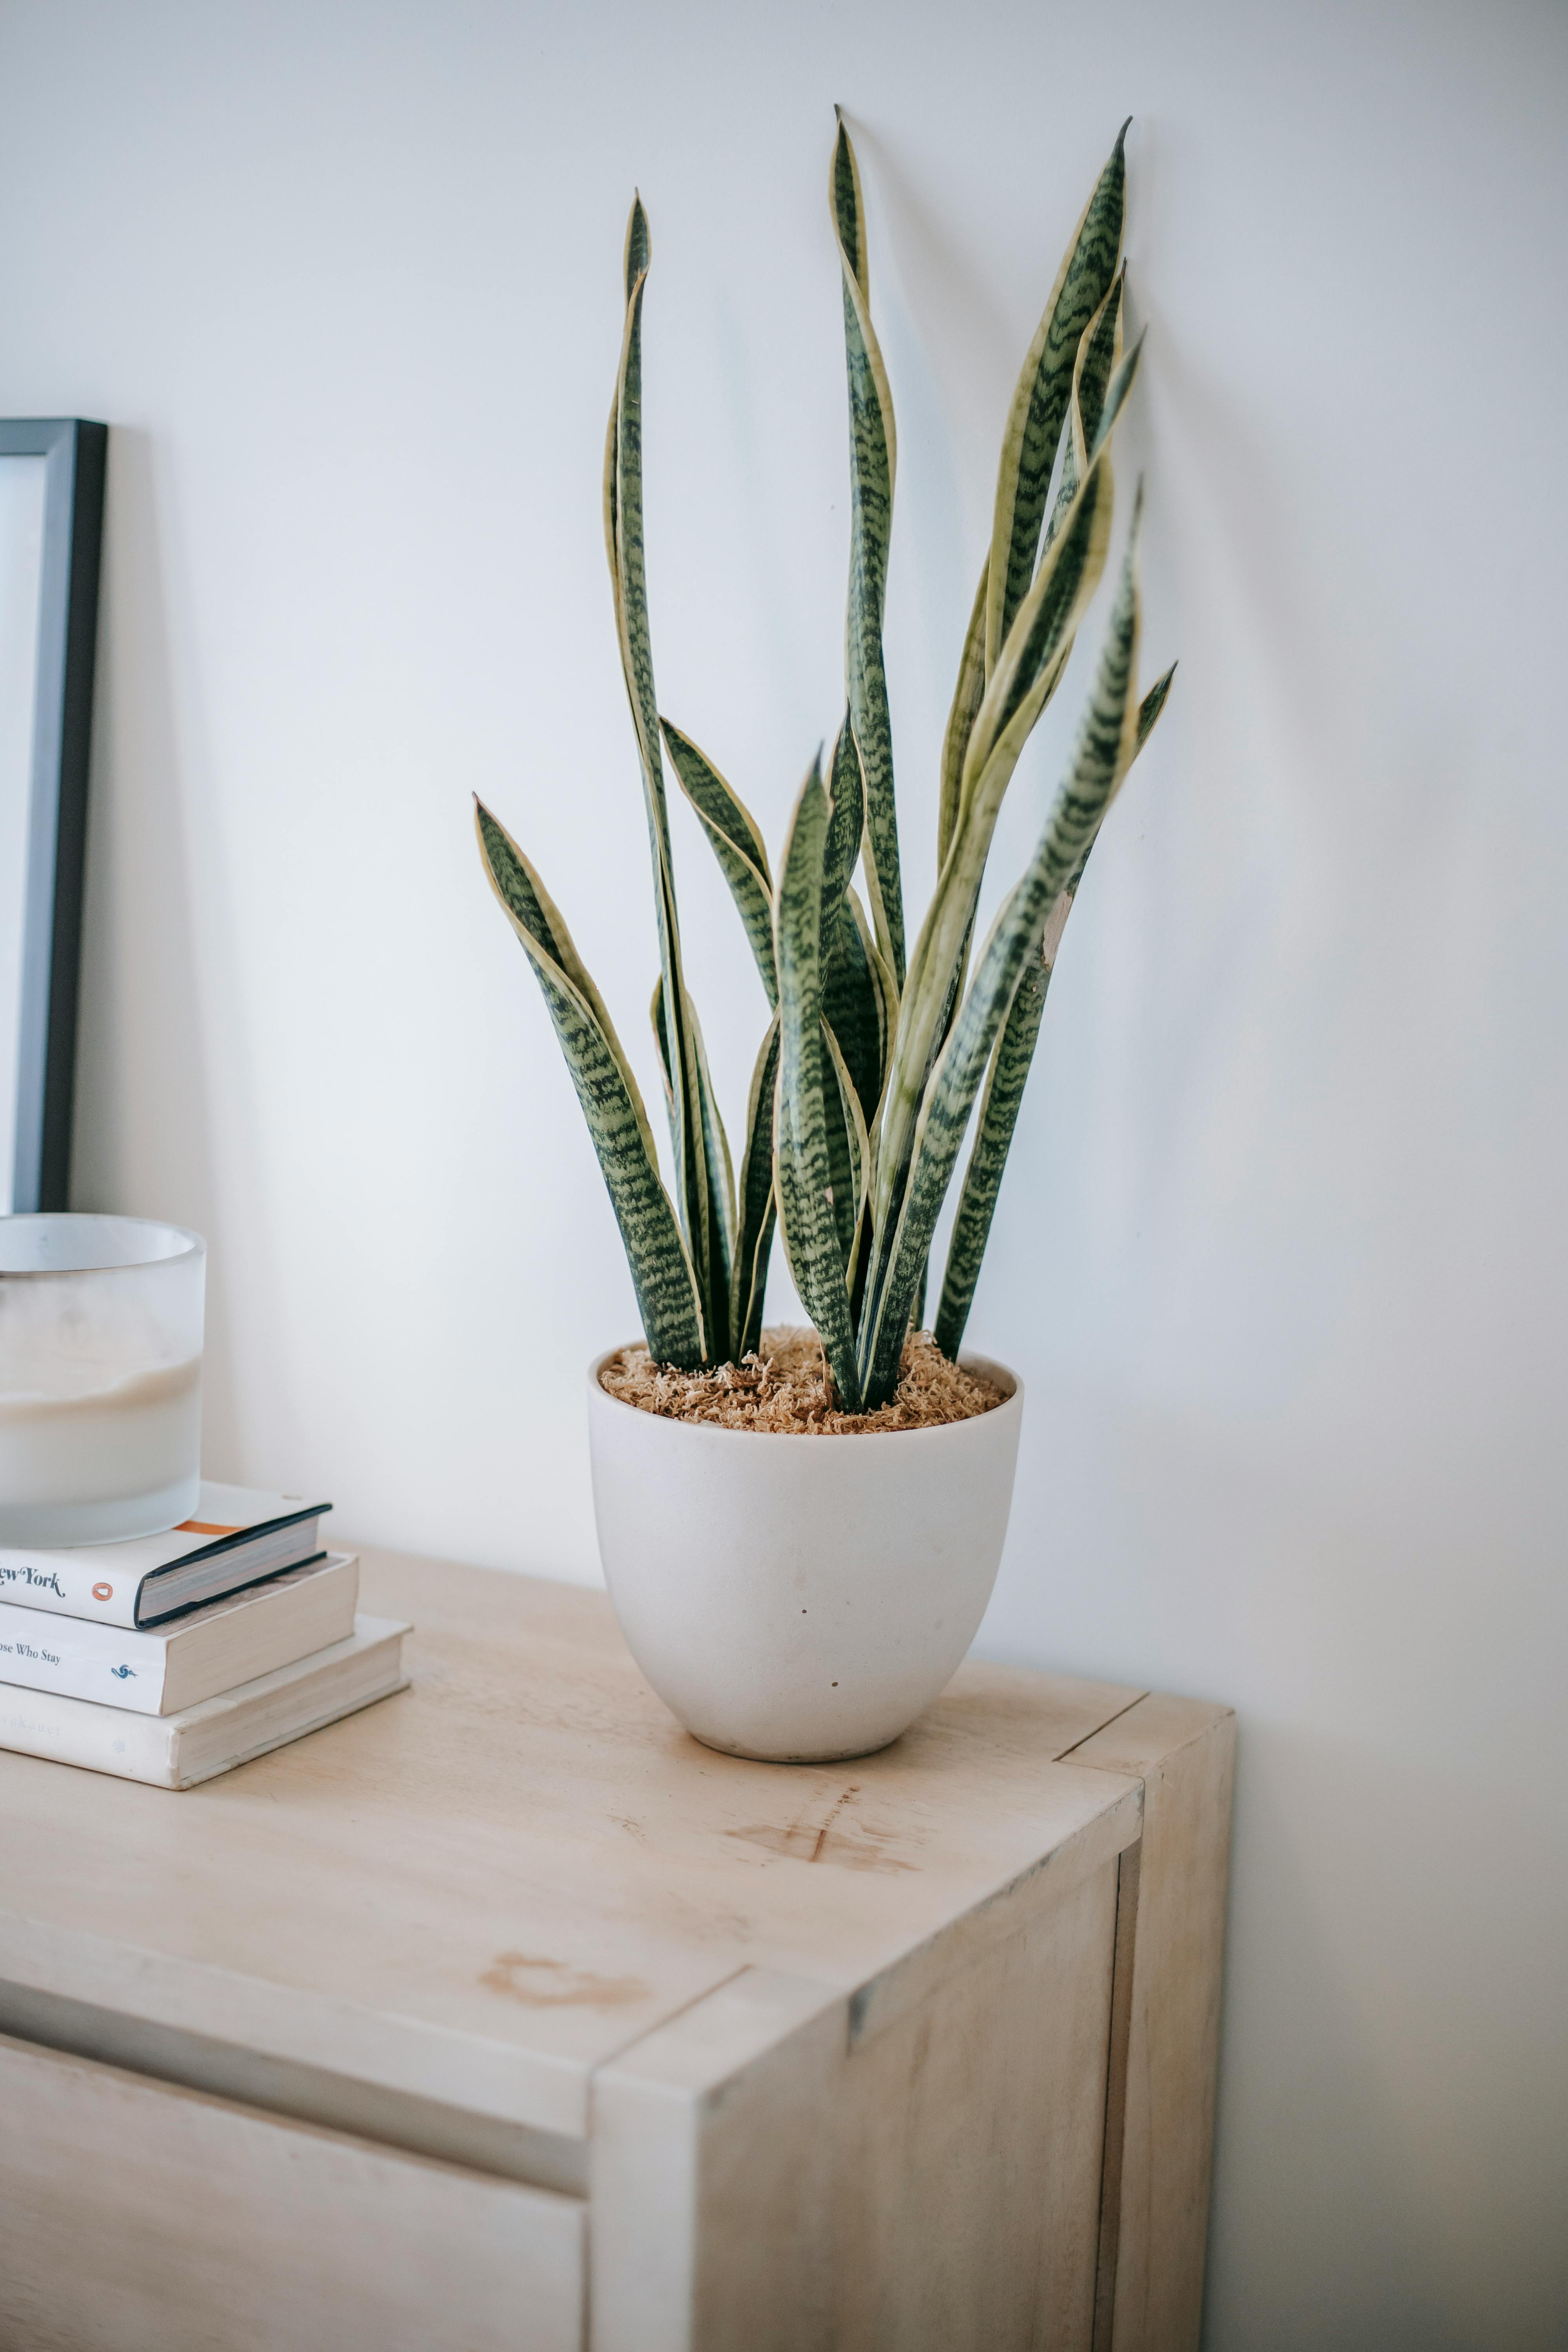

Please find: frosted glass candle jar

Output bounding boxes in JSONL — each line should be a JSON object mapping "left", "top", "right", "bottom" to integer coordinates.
{"left": 0, "top": 1215, "right": 205, "bottom": 1544}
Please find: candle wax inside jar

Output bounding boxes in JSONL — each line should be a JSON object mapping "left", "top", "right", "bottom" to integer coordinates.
{"left": 0, "top": 1356, "right": 203, "bottom": 1509}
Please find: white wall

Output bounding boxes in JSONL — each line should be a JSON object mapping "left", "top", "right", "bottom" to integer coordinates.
{"left": 3, "top": 0, "right": 1564, "bottom": 2340}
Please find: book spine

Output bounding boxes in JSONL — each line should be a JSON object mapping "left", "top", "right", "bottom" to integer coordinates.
{"left": 0, "top": 1605, "right": 168, "bottom": 1712}
{"left": 0, "top": 1686, "right": 177, "bottom": 1784}
{"left": 0, "top": 1563, "right": 140, "bottom": 1627}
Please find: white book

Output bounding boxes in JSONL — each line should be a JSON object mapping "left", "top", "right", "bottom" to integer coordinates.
{"left": 0, "top": 1553, "right": 358, "bottom": 1714}
{"left": 0, "top": 1614, "right": 409, "bottom": 1788}
{"left": 0, "top": 1480, "right": 332, "bottom": 1628}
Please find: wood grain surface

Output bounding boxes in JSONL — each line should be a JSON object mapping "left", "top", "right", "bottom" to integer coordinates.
{"left": 0, "top": 1548, "right": 1145, "bottom": 2141}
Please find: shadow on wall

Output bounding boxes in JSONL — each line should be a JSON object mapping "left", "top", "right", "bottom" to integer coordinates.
{"left": 1205, "top": 1725, "right": 1557, "bottom": 2352}
{"left": 980, "top": 1379, "right": 1568, "bottom": 2352}
{"left": 69, "top": 426, "right": 243, "bottom": 1474}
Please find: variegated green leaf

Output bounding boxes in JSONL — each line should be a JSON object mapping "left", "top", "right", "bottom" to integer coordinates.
{"left": 822, "top": 711, "right": 865, "bottom": 937}
{"left": 691, "top": 1007, "right": 737, "bottom": 1338}
{"left": 1136, "top": 661, "right": 1176, "bottom": 751}
{"left": 733, "top": 1015, "right": 780, "bottom": 1358}
{"left": 832, "top": 114, "right": 905, "bottom": 987}
{"left": 932, "top": 652, "right": 1176, "bottom": 1360}
{"left": 607, "top": 200, "right": 666, "bottom": 847}
{"left": 773, "top": 757, "right": 862, "bottom": 1409}
{"left": 818, "top": 714, "right": 882, "bottom": 1250}
{"left": 982, "top": 341, "right": 1139, "bottom": 755}
{"left": 819, "top": 715, "right": 887, "bottom": 1123}
{"left": 822, "top": 889, "right": 888, "bottom": 1133}
{"left": 938, "top": 285, "right": 1136, "bottom": 891}
{"left": 650, "top": 976, "right": 675, "bottom": 1124}
{"left": 821, "top": 1036, "right": 860, "bottom": 1266}
{"left": 478, "top": 795, "right": 642, "bottom": 1108}
{"left": 822, "top": 1021, "right": 869, "bottom": 1279}
{"left": 652, "top": 978, "right": 737, "bottom": 1353}
{"left": 661, "top": 718, "right": 777, "bottom": 1006}
{"left": 475, "top": 799, "right": 706, "bottom": 1368}
{"left": 849, "top": 886, "right": 898, "bottom": 1081}
{"left": 823, "top": 1018, "right": 871, "bottom": 1234}
{"left": 931, "top": 911, "right": 1058, "bottom": 1364}
{"left": 939, "top": 564, "right": 989, "bottom": 871}
{"left": 606, "top": 196, "right": 728, "bottom": 1344}
{"left": 926, "top": 323, "right": 1137, "bottom": 941}
{"left": 1044, "top": 268, "right": 1125, "bottom": 551}
{"left": 871, "top": 416, "right": 1120, "bottom": 1257}
{"left": 858, "top": 502, "right": 1145, "bottom": 1402}
{"left": 984, "top": 123, "right": 1127, "bottom": 676}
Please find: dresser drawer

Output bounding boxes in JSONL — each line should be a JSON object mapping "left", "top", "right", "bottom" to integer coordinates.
{"left": 0, "top": 2031, "right": 584, "bottom": 2352}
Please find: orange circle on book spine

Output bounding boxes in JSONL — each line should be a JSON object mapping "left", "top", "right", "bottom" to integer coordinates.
{"left": 93, "top": 1583, "right": 113, "bottom": 1601}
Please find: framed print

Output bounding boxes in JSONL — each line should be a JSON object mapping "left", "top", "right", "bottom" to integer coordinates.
{"left": 0, "top": 419, "right": 106, "bottom": 1213}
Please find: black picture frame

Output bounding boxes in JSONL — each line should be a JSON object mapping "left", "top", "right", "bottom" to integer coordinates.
{"left": 1, "top": 418, "right": 107, "bottom": 1214}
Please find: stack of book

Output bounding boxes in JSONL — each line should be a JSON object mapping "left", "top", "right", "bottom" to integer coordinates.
{"left": 0, "top": 1485, "right": 409, "bottom": 1789}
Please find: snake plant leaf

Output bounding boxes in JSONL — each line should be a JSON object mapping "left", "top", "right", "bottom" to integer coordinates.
{"left": 948, "top": 338, "right": 1140, "bottom": 882}
{"left": 475, "top": 799, "right": 706, "bottom": 1368}
{"left": 984, "top": 122, "right": 1128, "bottom": 677}
{"left": 1080, "top": 268, "right": 1127, "bottom": 449}
{"left": 832, "top": 113, "right": 905, "bottom": 988}
{"left": 931, "top": 901, "right": 1062, "bottom": 1363}
{"left": 606, "top": 201, "right": 664, "bottom": 815}
{"left": 873, "top": 422, "right": 1119, "bottom": 1256}
{"left": 985, "top": 340, "right": 1139, "bottom": 753}
{"left": 858, "top": 499, "right": 1145, "bottom": 1402}
{"left": 691, "top": 1006, "right": 737, "bottom": 1331}
{"left": 733, "top": 1015, "right": 781, "bottom": 1358}
{"left": 1137, "top": 661, "right": 1177, "bottom": 750}
{"left": 820, "top": 1036, "right": 861, "bottom": 1266}
{"left": 822, "top": 895, "right": 888, "bottom": 1133}
{"left": 823, "top": 1018, "right": 871, "bottom": 1234}
{"left": 826, "top": 1026, "right": 870, "bottom": 1229}
{"left": 932, "top": 649, "right": 1176, "bottom": 1360}
{"left": 773, "top": 756, "right": 862, "bottom": 1409}
{"left": 606, "top": 194, "right": 728, "bottom": 1345}
{"left": 1045, "top": 269, "right": 1125, "bottom": 552}
{"left": 954, "top": 361, "right": 1132, "bottom": 863}
{"left": 650, "top": 976, "right": 675, "bottom": 1126}
{"left": 818, "top": 713, "right": 881, "bottom": 1245}
{"left": 661, "top": 719, "right": 777, "bottom": 1007}
{"left": 939, "top": 290, "right": 1130, "bottom": 886}
{"left": 933, "top": 696, "right": 1172, "bottom": 1366}
{"left": 939, "top": 565, "right": 990, "bottom": 872}
{"left": 850, "top": 886, "right": 898, "bottom": 1079}
{"left": 651, "top": 975, "right": 736, "bottom": 1351}
{"left": 478, "top": 797, "right": 639, "bottom": 1098}
{"left": 624, "top": 187, "right": 650, "bottom": 299}
{"left": 822, "top": 711, "right": 866, "bottom": 937}
{"left": 951, "top": 344, "right": 1142, "bottom": 863}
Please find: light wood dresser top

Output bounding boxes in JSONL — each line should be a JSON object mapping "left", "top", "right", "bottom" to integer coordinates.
{"left": 0, "top": 1547, "right": 1206, "bottom": 2145}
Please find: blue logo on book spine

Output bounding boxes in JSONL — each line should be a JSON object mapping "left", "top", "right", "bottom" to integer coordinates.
{"left": 109, "top": 1664, "right": 136, "bottom": 1680}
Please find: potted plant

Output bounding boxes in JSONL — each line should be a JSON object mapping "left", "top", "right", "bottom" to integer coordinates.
{"left": 476, "top": 114, "right": 1173, "bottom": 1762}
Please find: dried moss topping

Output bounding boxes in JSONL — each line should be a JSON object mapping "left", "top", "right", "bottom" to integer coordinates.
{"left": 599, "top": 1326, "right": 1004, "bottom": 1434}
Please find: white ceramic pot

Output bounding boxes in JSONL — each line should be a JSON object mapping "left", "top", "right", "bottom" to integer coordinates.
{"left": 586, "top": 1346, "right": 1024, "bottom": 1762}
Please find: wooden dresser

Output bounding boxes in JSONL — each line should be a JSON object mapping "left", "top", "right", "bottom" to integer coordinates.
{"left": 0, "top": 1547, "right": 1232, "bottom": 2351}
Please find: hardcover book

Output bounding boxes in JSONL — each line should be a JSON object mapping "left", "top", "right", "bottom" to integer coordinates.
{"left": 0, "top": 1553, "right": 357, "bottom": 1714}
{"left": 0, "top": 1481, "right": 331, "bottom": 1626}
{"left": 0, "top": 1613, "right": 409, "bottom": 1788}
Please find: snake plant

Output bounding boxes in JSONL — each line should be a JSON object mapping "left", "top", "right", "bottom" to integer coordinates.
{"left": 477, "top": 114, "right": 1174, "bottom": 1411}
